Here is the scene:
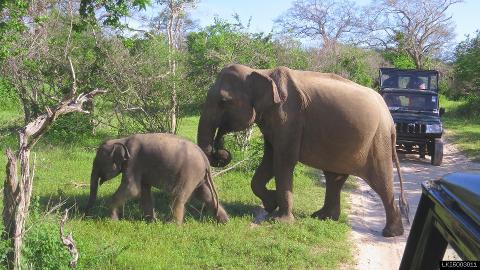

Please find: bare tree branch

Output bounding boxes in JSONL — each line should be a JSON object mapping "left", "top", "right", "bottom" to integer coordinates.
{"left": 360, "top": 0, "right": 463, "bottom": 68}
{"left": 59, "top": 209, "right": 78, "bottom": 268}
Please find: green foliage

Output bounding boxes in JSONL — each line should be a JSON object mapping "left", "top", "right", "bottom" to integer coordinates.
{"left": 0, "top": 78, "right": 20, "bottom": 111}
{"left": 322, "top": 46, "right": 379, "bottom": 87}
{"left": 382, "top": 50, "right": 416, "bottom": 69}
{"left": 23, "top": 218, "right": 71, "bottom": 270}
{"left": 45, "top": 113, "right": 94, "bottom": 144}
{"left": 440, "top": 95, "right": 480, "bottom": 161}
{"left": 453, "top": 31, "right": 480, "bottom": 95}
{"left": 273, "top": 38, "right": 310, "bottom": 70}
{"left": 79, "top": 0, "right": 150, "bottom": 27}
{"left": 187, "top": 19, "right": 278, "bottom": 94}
{"left": 0, "top": 0, "right": 29, "bottom": 62}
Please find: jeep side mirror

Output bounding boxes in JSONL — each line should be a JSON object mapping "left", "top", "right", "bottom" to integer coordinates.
{"left": 440, "top": 107, "right": 445, "bottom": 116}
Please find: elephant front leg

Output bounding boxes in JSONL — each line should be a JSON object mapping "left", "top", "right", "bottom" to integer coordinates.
{"left": 110, "top": 177, "right": 140, "bottom": 220}
{"left": 251, "top": 141, "right": 277, "bottom": 213}
{"left": 140, "top": 183, "right": 156, "bottom": 222}
{"left": 311, "top": 171, "right": 348, "bottom": 220}
{"left": 273, "top": 162, "right": 296, "bottom": 223}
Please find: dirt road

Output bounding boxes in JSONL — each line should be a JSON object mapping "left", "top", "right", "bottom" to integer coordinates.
{"left": 349, "top": 140, "right": 480, "bottom": 269}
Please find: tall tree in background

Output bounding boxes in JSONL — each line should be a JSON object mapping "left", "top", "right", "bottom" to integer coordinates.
{"left": 274, "top": 0, "right": 362, "bottom": 50}
{"left": 155, "top": 0, "right": 197, "bottom": 134}
{"left": 363, "top": 0, "right": 462, "bottom": 69}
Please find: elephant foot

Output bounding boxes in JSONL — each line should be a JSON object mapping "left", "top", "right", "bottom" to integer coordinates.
{"left": 382, "top": 221, "right": 404, "bottom": 237}
{"left": 261, "top": 193, "right": 278, "bottom": 213}
{"left": 110, "top": 211, "right": 119, "bottom": 221}
{"left": 272, "top": 212, "right": 295, "bottom": 223}
{"left": 311, "top": 207, "right": 340, "bottom": 221}
{"left": 215, "top": 212, "right": 230, "bottom": 224}
{"left": 144, "top": 215, "right": 157, "bottom": 223}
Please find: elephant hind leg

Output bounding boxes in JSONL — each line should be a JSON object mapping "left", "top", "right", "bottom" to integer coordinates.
{"left": 194, "top": 182, "right": 229, "bottom": 223}
{"left": 363, "top": 167, "right": 404, "bottom": 237}
{"left": 311, "top": 171, "right": 348, "bottom": 221}
{"left": 169, "top": 178, "right": 198, "bottom": 225}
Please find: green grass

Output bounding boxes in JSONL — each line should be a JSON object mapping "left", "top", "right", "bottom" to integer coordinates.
{"left": 440, "top": 95, "right": 480, "bottom": 161}
{"left": 0, "top": 109, "right": 353, "bottom": 269}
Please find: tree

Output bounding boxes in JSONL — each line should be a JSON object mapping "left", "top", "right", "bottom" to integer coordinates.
{"left": 363, "top": 0, "right": 462, "bottom": 69}
{"left": 153, "top": 0, "right": 198, "bottom": 134}
{"left": 274, "top": 0, "right": 362, "bottom": 49}
{"left": 187, "top": 18, "right": 277, "bottom": 93}
{"left": 311, "top": 45, "right": 384, "bottom": 87}
{"left": 3, "top": 57, "right": 105, "bottom": 269}
{"left": 100, "top": 35, "right": 189, "bottom": 134}
{"left": 453, "top": 30, "right": 480, "bottom": 95}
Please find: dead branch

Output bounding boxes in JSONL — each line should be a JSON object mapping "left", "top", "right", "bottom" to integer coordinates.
{"left": 59, "top": 209, "right": 78, "bottom": 268}
{"left": 71, "top": 182, "right": 89, "bottom": 189}
{"left": 212, "top": 158, "right": 249, "bottom": 177}
{"left": 23, "top": 88, "right": 107, "bottom": 149}
{"left": 67, "top": 57, "right": 77, "bottom": 98}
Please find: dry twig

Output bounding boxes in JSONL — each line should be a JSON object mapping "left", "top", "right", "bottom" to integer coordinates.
{"left": 60, "top": 209, "right": 78, "bottom": 268}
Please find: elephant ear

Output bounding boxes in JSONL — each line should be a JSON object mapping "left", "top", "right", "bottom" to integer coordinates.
{"left": 248, "top": 71, "right": 286, "bottom": 113}
{"left": 110, "top": 143, "right": 131, "bottom": 163}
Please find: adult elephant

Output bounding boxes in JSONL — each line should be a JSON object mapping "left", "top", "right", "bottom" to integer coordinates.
{"left": 197, "top": 64, "right": 409, "bottom": 237}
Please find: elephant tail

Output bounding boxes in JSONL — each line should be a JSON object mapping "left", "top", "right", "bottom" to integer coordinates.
{"left": 392, "top": 131, "right": 410, "bottom": 224}
{"left": 205, "top": 167, "right": 220, "bottom": 217}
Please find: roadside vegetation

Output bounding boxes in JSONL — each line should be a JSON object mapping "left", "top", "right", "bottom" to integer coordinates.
{"left": 441, "top": 95, "right": 480, "bottom": 161}
{"left": 440, "top": 31, "right": 480, "bottom": 161}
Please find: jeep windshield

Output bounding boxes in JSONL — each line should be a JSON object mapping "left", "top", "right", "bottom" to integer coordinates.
{"left": 379, "top": 69, "right": 438, "bottom": 91}
{"left": 383, "top": 92, "right": 439, "bottom": 113}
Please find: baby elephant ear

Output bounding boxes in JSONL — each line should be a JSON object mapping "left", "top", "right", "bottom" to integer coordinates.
{"left": 248, "top": 71, "right": 283, "bottom": 113}
{"left": 111, "top": 143, "right": 131, "bottom": 161}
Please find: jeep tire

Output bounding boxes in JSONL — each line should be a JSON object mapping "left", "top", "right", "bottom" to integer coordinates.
{"left": 430, "top": 138, "right": 443, "bottom": 166}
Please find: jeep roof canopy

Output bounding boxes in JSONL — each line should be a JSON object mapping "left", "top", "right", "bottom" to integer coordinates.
{"left": 379, "top": 68, "right": 439, "bottom": 92}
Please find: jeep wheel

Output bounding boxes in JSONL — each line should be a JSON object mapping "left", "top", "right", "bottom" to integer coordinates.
{"left": 431, "top": 138, "right": 443, "bottom": 166}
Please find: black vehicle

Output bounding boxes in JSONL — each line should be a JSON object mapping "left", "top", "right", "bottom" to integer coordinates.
{"left": 379, "top": 68, "right": 445, "bottom": 166}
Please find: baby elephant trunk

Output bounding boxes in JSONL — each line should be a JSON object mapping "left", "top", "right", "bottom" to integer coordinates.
{"left": 85, "top": 168, "right": 100, "bottom": 214}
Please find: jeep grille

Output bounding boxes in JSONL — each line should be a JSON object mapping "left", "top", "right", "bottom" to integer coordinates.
{"left": 395, "top": 122, "right": 426, "bottom": 135}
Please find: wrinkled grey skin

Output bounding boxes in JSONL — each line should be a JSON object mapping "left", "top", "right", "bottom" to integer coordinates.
{"left": 85, "top": 133, "right": 229, "bottom": 224}
{"left": 197, "top": 64, "right": 408, "bottom": 237}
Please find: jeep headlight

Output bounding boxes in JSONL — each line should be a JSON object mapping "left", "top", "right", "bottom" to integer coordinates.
{"left": 426, "top": 124, "right": 442, "bottom": 134}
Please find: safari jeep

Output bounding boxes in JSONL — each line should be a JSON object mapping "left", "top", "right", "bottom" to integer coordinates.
{"left": 379, "top": 68, "right": 445, "bottom": 166}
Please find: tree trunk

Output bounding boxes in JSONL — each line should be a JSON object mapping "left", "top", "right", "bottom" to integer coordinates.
{"left": 2, "top": 85, "right": 105, "bottom": 269}
{"left": 167, "top": 13, "right": 177, "bottom": 134}
{"left": 3, "top": 145, "right": 34, "bottom": 269}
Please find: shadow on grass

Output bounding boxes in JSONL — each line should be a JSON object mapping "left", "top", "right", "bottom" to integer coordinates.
{"left": 37, "top": 189, "right": 258, "bottom": 222}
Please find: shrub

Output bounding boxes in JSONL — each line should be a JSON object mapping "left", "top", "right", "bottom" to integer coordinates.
{"left": 45, "top": 113, "right": 94, "bottom": 144}
{"left": 23, "top": 219, "right": 71, "bottom": 270}
{"left": 0, "top": 78, "right": 20, "bottom": 111}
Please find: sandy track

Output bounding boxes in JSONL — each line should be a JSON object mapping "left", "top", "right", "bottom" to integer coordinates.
{"left": 349, "top": 139, "right": 480, "bottom": 269}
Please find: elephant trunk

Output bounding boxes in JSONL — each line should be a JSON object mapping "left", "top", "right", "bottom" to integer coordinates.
{"left": 197, "top": 108, "right": 232, "bottom": 167}
{"left": 85, "top": 167, "right": 100, "bottom": 214}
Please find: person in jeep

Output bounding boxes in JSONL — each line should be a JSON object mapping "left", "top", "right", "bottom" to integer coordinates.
{"left": 408, "top": 77, "right": 427, "bottom": 90}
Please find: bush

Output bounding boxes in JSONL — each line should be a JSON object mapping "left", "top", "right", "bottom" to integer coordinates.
{"left": 316, "top": 45, "right": 381, "bottom": 88}
{"left": 23, "top": 219, "right": 71, "bottom": 270}
{"left": 451, "top": 94, "right": 480, "bottom": 119}
{"left": 45, "top": 113, "right": 94, "bottom": 144}
{"left": 0, "top": 78, "right": 20, "bottom": 111}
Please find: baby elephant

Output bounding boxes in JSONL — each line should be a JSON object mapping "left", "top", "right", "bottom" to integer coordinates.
{"left": 85, "top": 133, "right": 229, "bottom": 224}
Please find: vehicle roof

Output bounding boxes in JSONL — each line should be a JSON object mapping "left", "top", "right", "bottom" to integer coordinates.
{"left": 379, "top": 67, "right": 439, "bottom": 75}
{"left": 380, "top": 89, "right": 438, "bottom": 95}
